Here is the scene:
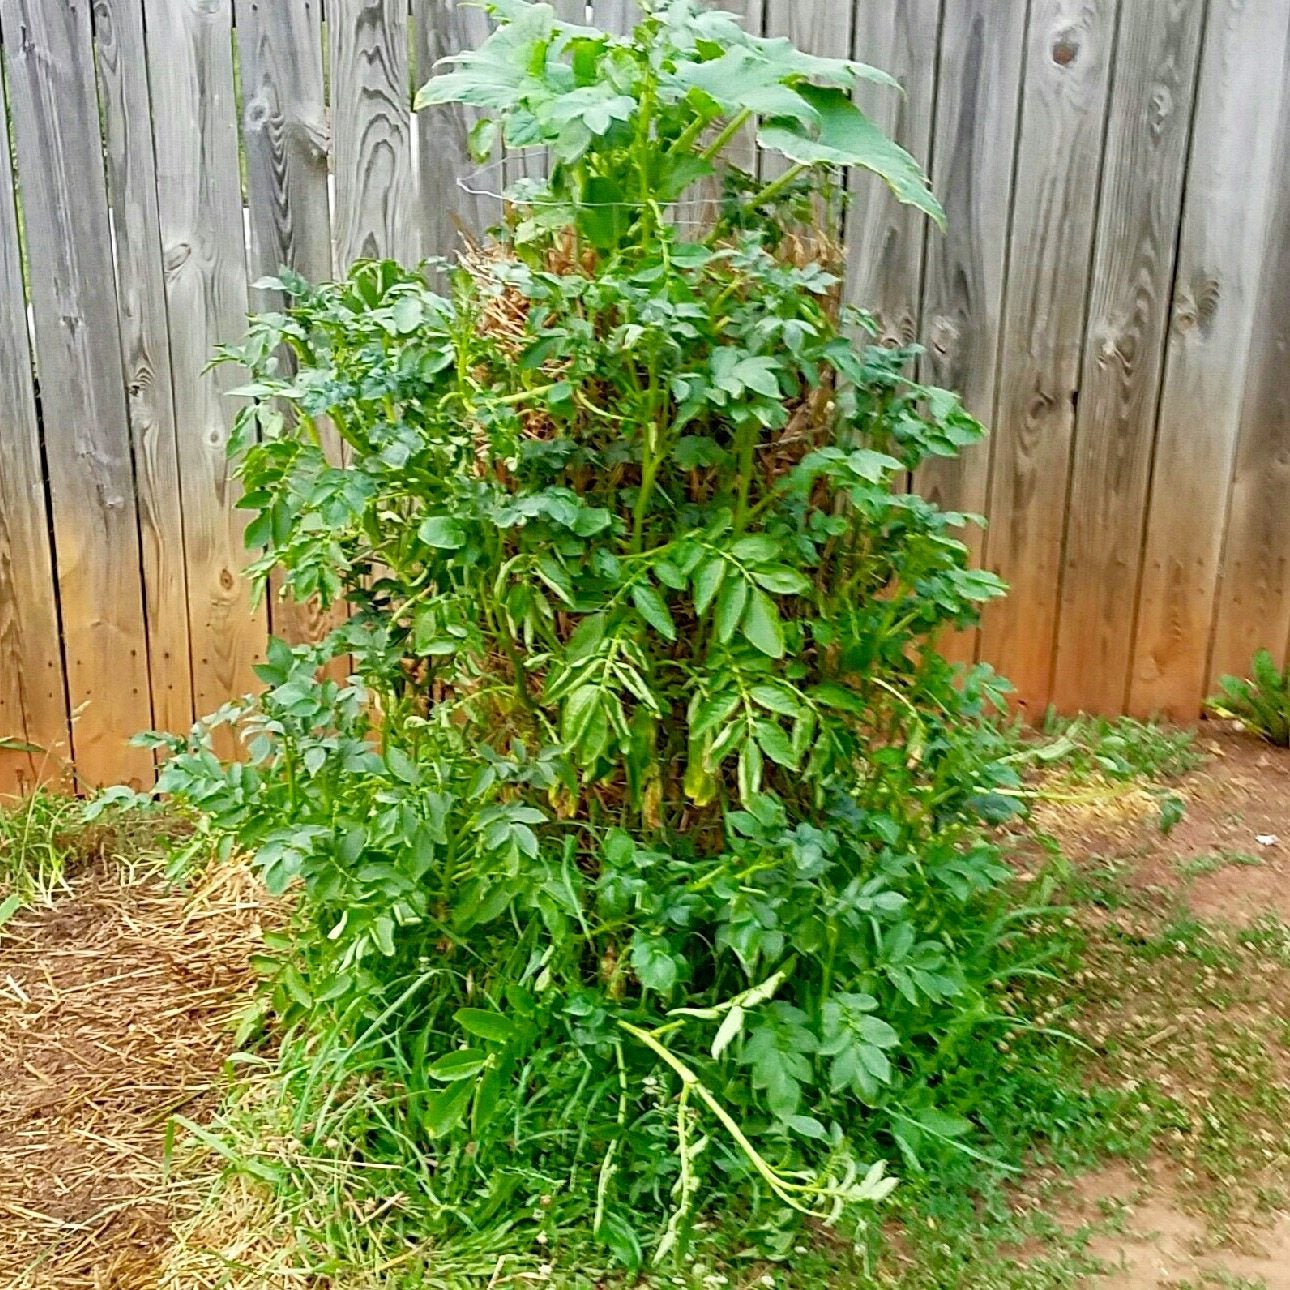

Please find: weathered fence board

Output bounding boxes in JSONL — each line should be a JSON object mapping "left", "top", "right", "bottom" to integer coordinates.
{"left": 1208, "top": 72, "right": 1290, "bottom": 686}
{"left": 144, "top": 0, "right": 266, "bottom": 735}
{"left": 1, "top": 0, "right": 1290, "bottom": 789}
{"left": 1129, "top": 0, "right": 1290, "bottom": 719}
{"left": 414, "top": 0, "right": 499, "bottom": 258}
{"left": 331, "top": 0, "right": 414, "bottom": 269}
{"left": 0, "top": 0, "right": 153, "bottom": 788}
{"left": 917, "top": 0, "right": 1029, "bottom": 664}
{"left": 843, "top": 0, "right": 941, "bottom": 348}
{"left": 1051, "top": 0, "right": 1207, "bottom": 715}
{"left": 0, "top": 70, "right": 67, "bottom": 793}
{"left": 92, "top": 0, "right": 196, "bottom": 740}
{"left": 979, "top": 0, "right": 1119, "bottom": 713}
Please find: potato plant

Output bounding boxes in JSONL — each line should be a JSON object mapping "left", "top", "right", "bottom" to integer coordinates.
{"left": 145, "top": 0, "right": 1066, "bottom": 1269}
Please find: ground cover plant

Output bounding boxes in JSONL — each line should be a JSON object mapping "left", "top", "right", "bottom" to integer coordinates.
{"left": 1208, "top": 650, "right": 1290, "bottom": 748}
{"left": 134, "top": 1, "right": 1089, "bottom": 1277}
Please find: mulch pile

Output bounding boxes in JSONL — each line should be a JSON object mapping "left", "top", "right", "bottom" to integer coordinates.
{"left": 0, "top": 859, "right": 266, "bottom": 1289}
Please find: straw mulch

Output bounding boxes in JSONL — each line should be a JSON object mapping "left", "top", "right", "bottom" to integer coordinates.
{"left": 0, "top": 857, "right": 268, "bottom": 1289}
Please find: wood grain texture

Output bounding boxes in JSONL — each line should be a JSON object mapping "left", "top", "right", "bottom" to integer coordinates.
{"left": 916, "top": 0, "right": 1028, "bottom": 665}
{"left": 978, "top": 0, "right": 1119, "bottom": 712}
{"left": 92, "top": 0, "right": 195, "bottom": 739}
{"left": 238, "top": 0, "right": 332, "bottom": 301}
{"left": 1207, "top": 63, "right": 1290, "bottom": 682}
{"left": 0, "top": 67, "right": 68, "bottom": 792}
{"left": 1, "top": 0, "right": 153, "bottom": 788}
{"left": 844, "top": 0, "right": 941, "bottom": 347}
{"left": 1130, "top": 0, "right": 1290, "bottom": 717}
{"left": 594, "top": 0, "right": 636, "bottom": 35}
{"left": 237, "top": 0, "right": 346, "bottom": 650}
{"left": 414, "top": 0, "right": 499, "bottom": 259}
{"left": 144, "top": 0, "right": 267, "bottom": 733}
{"left": 1051, "top": 0, "right": 1206, "bottom": 714}
{"left": 330, "top": 0, "right": 414, "bottom": 269}
{"left": 917, "top": 0, "right": 1028, "bottom": 530}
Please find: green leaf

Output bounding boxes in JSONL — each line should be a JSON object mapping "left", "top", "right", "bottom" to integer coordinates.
{"left": 759, "top": 85, "right": 944, "bottom": 225}
{"left": 455, "top": 1008, "right": 518, "bottom": 1044}
{"left": 754, "top": 720, "right": 798, "bottom": 768}
{"left": 424, "top": 1079, "right": 474, "bottom": 1137}
{"left": 712, "top": 1004, "right": 744, "bottom": 1060}
{"left": 428, "top": 1049, "right": 489, "bottom": 1081}
{"left": 714, "top": 576, "right": 748, "bottom": 644}
{"left": 418, "top": 515, "right": 466, "bottom": 549}
{"left": 741, "top": 589, "right": 785, "bottom": 658}
{"left": 631, "top": 583, "right": 677, "bottom": 641}
{"left": 693, "top": 556, "right": 725, "bottom": 617}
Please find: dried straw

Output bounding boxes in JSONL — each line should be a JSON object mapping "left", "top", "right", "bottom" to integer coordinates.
{"left": 0, "top": 856, "right": 270, "bottom": 1289}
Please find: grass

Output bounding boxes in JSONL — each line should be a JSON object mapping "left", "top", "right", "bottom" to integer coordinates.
{"left": 0, "top": 789, "right": 85, "bottom": 917}
{"left": 1174, "top": 851, "right": 1263, "bottom": 879}
{"left": 7, "top": 715, "right": 1288, "bottom": 1287}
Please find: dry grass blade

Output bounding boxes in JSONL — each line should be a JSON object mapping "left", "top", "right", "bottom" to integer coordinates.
{"left": 0, "top": 854, "right": 270, "bottom": 1289}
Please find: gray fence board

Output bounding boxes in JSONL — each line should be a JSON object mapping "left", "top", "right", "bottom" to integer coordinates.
{"left": 93, "top": 0, "right": 196, "bottom": 740}
{"left": 0, "top": 0, "right": 154, "bottom": 788}
{"left": 0, "top": 65, "right": 67, "bottom": 792}
{"left": 144, "top": 0, "right": 266, "bottom": 741}
{"left": 1051, "top": 0, "right": 1207, "bottom": 714}
{"left": 979, "top": 0, "right": 1119, "bottom": 712}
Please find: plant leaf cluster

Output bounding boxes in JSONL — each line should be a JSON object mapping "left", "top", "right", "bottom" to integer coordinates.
{"left": 139, "top": 0, "right": 1074, "bottom": 1270}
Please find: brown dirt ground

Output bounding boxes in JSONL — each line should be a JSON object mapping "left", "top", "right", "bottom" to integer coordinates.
{"left": 1035, "top": 728, "right": 1290, "bottom": 1288}
{"left": 0, "top": 859, "right": 265, "bottom": 1289}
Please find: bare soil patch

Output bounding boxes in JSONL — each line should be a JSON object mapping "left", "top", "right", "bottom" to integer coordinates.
{"left": 0, "top": 860, "right": 265, "bottom": 1289}
{"left": 1034, "top": 727, "right": 1290, "bottom": 924}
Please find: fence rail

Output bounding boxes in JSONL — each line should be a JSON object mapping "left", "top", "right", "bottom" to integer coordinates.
{"left": 1, "top": 0, "right": 1288, "bottom": 790}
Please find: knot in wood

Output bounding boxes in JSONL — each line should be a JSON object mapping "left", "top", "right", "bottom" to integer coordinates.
{"left": 1051, "top": 32, "right": 1080, "bottom": 66}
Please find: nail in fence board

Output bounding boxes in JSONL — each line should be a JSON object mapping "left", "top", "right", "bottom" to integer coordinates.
{"left": 330, "top": 0, "right": 414, "bottom": 270}
{"left": 92, "top": 0, "right": 196, "bottom": 739}
{"left": 143, "top": 0, "right": 266, "bottom": 737}
{"left": 0, "top": 59, "right": 68, "bottom": 793}
{"left": 0, "top": 0, "right": 154, "bottom": 787}
{"left": 1130, "top": 0, "right": 1290, "bottom": 717}
{"left": 978, "top": 0, "right": 1119, "bottom": 713}
{"left": 1051, "top": 0, "right": 1207, "bottom": 714}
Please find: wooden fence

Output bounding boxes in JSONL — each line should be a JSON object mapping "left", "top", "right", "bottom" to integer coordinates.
{"left": 1, "top": 0, "right": 1289, "bottom": 791}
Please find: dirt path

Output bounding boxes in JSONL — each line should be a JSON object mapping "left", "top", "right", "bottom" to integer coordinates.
{"left": 1038, "top": 730, "right": 1290, "bottom": 1289}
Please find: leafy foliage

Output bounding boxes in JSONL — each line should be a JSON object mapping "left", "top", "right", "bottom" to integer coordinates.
{"left": 138, "top": 0, "right": 1073, "bottom": 1270}
{"left": 1208, "top": 649, "right": 1290, "bottom": 747}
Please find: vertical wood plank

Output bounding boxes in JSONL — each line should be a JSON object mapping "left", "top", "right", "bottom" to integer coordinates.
{"left": 0, "top": 0, "right": 153, "bottom": 788}
{"left": 0, "top": 63, "right": 68, "bottom": 792}
{"left": 237, "top": 0, "right": 347, "bottom": 651}
{"left": 1129, "top": 0, "right": 1290, "bottom": 718}
{"left": 916, "top": 0, "right": 1029, "bottom": 665}
{"left": 144, "top": 0, "right": 267, "bottom": 728}
{"left": 977, "top": 0, "right": 1119, "bottom": 713}
{"left": 844, "top": 0, "right": 942, "bottom": 347}
{"left": 92, "top": 0, "right": 196, "bottom": 739}
{"left": 238, "top": 0, "right": 332, "bottom": 303}
{"left": 594, "top": 0, "right": 636, "bottom": 35}
{"left": 330, "top": 0, "right": 414, "bottom": 270}
{"left": 1207, "top": 74, "right": 1290, "bottom": 684}
{"left": 917, "top": 0, "right": 1028, "bottom": 534}
{"left": 414, "top": 0, "right": 498, "bottom": 259}
{"left": 1050, "top": 0, "right": 1206, "bottom": 714}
